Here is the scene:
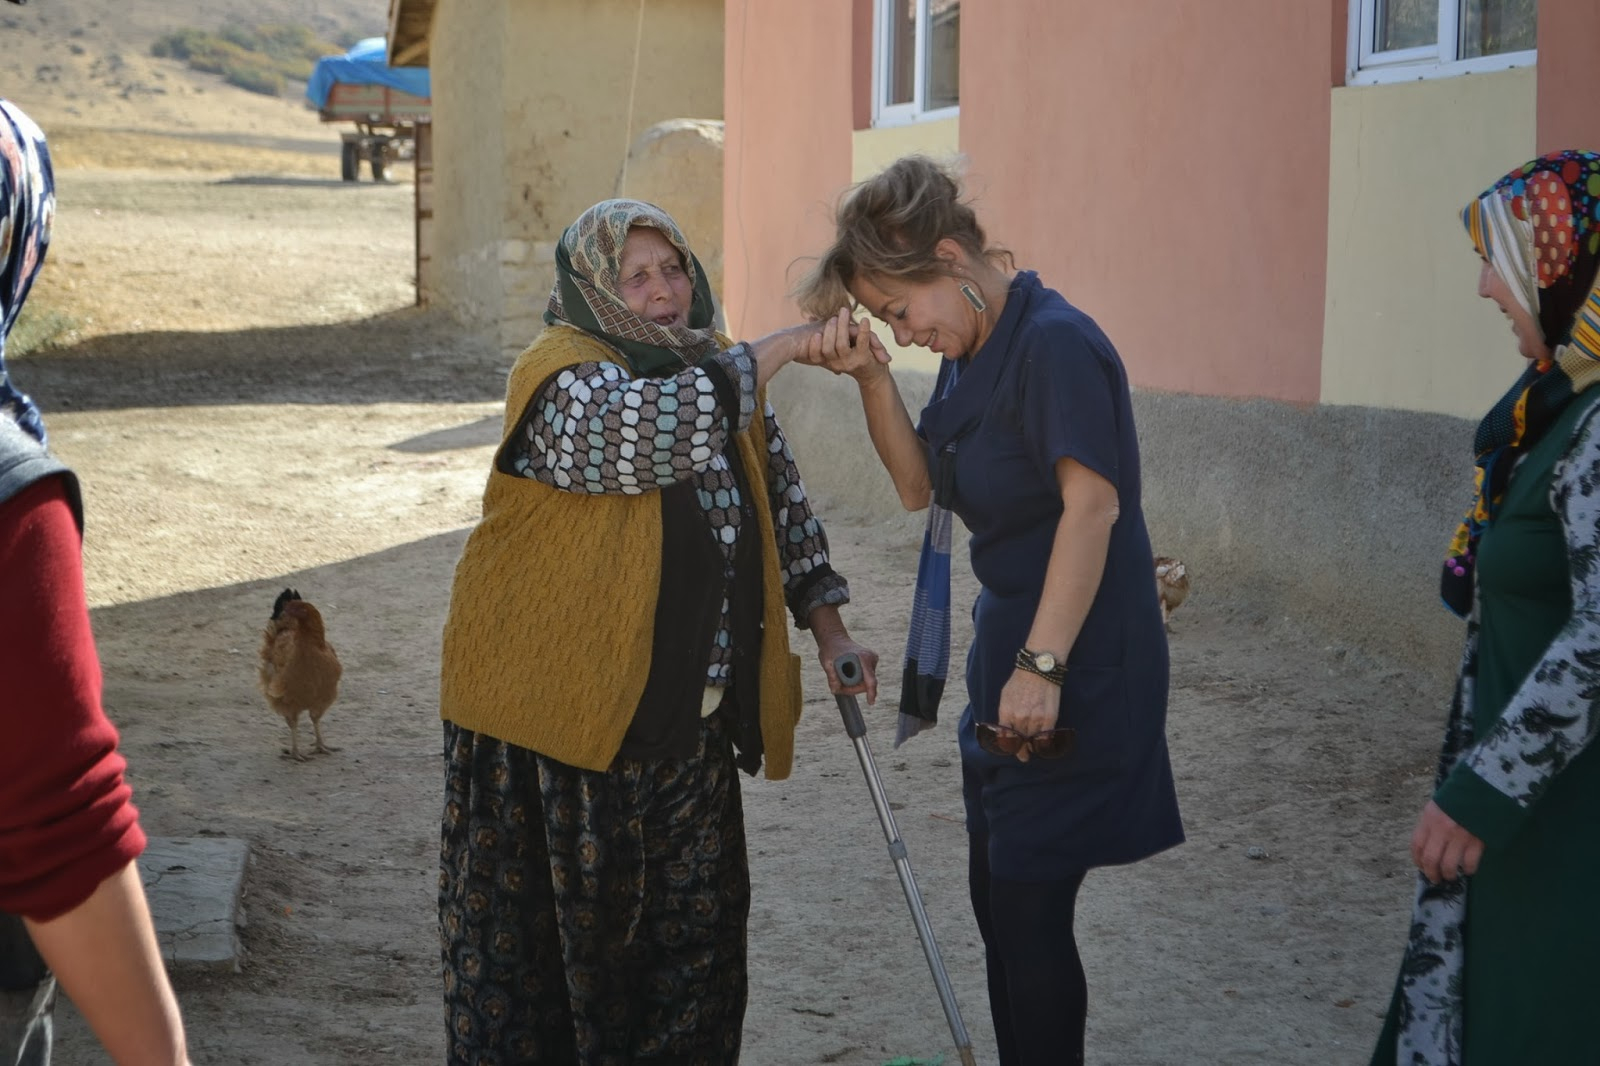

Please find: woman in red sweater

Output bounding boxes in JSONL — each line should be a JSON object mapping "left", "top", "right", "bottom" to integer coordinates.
{"left": 0, "top": 99, "right": 190, "bottom": 1065}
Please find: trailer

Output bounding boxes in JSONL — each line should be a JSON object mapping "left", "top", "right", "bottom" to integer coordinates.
{"left": 305, "top": 38, "right": 431, "bottom": 183}
{"left": 304, "top": 37, "right": 435, "bottom": 307}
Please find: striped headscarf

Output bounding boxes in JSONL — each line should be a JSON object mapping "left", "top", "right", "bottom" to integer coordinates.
{"left": 1442, "top": 150, "right": 1600, "bottom": 617}
{"left": 543, "top": 199, "right": 720, "bottom": 378}
{"left": 0, "top": 99, "right": 54, "bottom": 445}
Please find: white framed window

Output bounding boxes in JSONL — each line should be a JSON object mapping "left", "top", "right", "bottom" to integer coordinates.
{"left": 874, "top": 0, "right": 960, "bottom": 126}
{"left": 1349, "top": 0, "right": 1536, "bottom": 85}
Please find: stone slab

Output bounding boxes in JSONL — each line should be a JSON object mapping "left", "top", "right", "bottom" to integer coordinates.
{"left": 137, "top": 836, "right": 249, "bottom": 972}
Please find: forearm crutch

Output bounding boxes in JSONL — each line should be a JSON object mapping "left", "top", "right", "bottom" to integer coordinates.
{"left": 833, "top": 653, "right": 977, "bottom": 1066}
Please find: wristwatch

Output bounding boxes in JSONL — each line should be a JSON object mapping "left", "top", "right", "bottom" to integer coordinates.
{"left": 1014, "top": 647, "right": 1068, "bottom": 685}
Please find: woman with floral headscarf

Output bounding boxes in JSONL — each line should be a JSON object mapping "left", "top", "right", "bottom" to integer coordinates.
{"left": 1372, "top": 150, "right": 1600, "bottom": 1065}
{"left": 0, "top": 101, "right": 190, "bottom": 1064}
{"left": 437, "top": 199, "right": 879, "bottom": 1062}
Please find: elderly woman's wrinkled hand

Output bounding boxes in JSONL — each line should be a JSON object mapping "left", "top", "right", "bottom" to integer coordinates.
{"left": 820, "top": 636, "right": 879, "bottom": 704}
{"left": 794, "top": 307, "right": 891, "bottom": 383}
{"left": 817, "top": 637, "right": 880, "bottom": 704}
{"left": 807, "top": 604, "right": 879, "bottom": 704}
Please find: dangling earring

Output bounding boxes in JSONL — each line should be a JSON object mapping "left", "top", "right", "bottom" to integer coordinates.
{"left": 959, "top": 282, "right": 987, "bottom": 313}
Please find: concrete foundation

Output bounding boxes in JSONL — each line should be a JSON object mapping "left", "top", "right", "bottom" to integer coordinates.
{"left": 138, "top": 837, "right": 249, "bottom": 972}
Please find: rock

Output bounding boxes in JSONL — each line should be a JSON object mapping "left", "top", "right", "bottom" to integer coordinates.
{"left": 615, "top": 119, "right": 725, "bottom": 314}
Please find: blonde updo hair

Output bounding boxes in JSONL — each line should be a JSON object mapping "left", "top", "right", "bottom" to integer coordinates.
{"left": 794, "top": 155, "right": 1013, "bottom": 320}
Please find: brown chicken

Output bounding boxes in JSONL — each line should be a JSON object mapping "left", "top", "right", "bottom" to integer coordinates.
{"left": 258, "top": 588, "right": 343, "bottom": 761}
{"left": 1154, "top": 556, "right": 1190, "bottom": 630}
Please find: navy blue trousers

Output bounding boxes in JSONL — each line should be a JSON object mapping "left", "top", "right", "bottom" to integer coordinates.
{"left": 968, "top": 831, "right": 1088, "bottom": 1066}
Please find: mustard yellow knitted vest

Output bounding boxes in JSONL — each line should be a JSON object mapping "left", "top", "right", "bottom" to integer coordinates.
{"left": 439, "top": 325, "right": 802, "bottom": 779}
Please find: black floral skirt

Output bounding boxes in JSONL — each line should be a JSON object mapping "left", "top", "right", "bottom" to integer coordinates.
{"left": 439, "top": 711, "right": 749, "bottom": 1065}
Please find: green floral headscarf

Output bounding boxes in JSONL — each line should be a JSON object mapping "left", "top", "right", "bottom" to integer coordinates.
{"left": 543, "top": 199, "right": 719, "bottom": 377}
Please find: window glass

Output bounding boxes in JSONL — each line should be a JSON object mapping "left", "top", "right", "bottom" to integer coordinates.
{"left": 1459, "top": 0, "right": 1537, "bottom": 59}
{"left": 1376, "top": 0, "right": 1437, "bottom": 51}
{"left": 887, "top": 0, "right": 915, "bottom": 107}
{"left": 925, "top": 0, "right": 960, "bottom": 112}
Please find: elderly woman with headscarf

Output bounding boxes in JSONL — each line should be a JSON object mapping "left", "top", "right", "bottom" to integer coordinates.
{"left": 1372, "top": 150, "right": 1600, "bottom": 1065}
{"left": 0, "top": 100, "right": 190, "bottom": 1065}
{"left": 437, "top": 198, "right": 879, "bottom": 1063}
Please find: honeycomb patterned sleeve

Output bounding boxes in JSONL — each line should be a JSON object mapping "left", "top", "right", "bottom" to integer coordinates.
{"left": 499, "top": 344, "right": 758, "bottom": 494}
{"left": 762, "top": 402, "right": 851, "bottom": 628}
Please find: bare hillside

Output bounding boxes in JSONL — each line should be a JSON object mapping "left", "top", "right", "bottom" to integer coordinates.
{"left": 2, "top": 0, "right": 380, "bottom": 52}
{"left": 1, "top": 0, "right": 388, "bottom": 162}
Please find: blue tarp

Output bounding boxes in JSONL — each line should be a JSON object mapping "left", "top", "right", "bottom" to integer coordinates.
{"left": 304, "top": 37, "right": 431, "bottom": 109}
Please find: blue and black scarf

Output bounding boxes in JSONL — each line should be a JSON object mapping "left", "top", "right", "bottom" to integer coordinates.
{"left": 896, "top": 359, "right": 963, "bottom": 746}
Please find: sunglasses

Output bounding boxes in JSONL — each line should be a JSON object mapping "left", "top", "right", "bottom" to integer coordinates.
{"left": 974, "top": 722, "right": 1077, "bottom": 760}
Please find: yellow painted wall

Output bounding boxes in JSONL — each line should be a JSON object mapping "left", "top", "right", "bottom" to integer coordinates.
{"left": 426, "top": 0, "right": 723, "bottom": 349}
{"left": 850, "top": 117, "right": 960, "bottom": 182}
{"left": 847, "top": 119, "right": 961, "bottom": 374}
{"left": 495, "top": 0, "right": 724, "bottom": 351}
{"left": 1322, "top": 68, "right": 1536, "bottom": 418}
{"left": 425, "top": 1, "right": 506, "bottom": 327}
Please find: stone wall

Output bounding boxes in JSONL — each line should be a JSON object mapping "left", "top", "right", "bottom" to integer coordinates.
{"left": 617, "top": 118, "right": 726, "bottom": 314}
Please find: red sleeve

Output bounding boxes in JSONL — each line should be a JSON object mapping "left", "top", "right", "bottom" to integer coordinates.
{"left": 0, "top": 477, "right": 146, "bottom": 920}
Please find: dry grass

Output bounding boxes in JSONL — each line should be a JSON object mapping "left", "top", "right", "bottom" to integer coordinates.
{"left": 43, "top": 126, "right": 337, "bottom": 176}
{"left": 15, "top": 125, "right": 407, "bottom": 356}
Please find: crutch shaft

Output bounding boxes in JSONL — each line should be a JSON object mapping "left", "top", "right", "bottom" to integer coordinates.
{"left": 833, "top": 653, "right": 976, "bottom": 1064}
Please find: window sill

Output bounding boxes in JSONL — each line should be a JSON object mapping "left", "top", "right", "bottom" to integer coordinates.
{"left": 872, "top": 104, "right": 960, "bottom": 129}
{"left": 1347, "top": 50, "right": 1535, "bottom": 87}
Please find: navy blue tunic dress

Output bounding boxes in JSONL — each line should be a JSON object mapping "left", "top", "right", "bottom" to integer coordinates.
{"left": 918, "top": 271, "right": 1184, "bottom": 881}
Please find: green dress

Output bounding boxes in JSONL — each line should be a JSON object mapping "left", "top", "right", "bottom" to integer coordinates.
{"left": 1373, "top": 389, "right": 1600, "bottom": 1064}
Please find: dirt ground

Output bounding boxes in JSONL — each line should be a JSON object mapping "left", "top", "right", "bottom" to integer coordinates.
{"left": 10, "top": 153, "right": 1454, "bottom": 1065}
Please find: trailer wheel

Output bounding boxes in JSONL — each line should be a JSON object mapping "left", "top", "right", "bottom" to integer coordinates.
{"left": 370, "top": 151, "right": 388, "bottom": 182}
{"left": 340, "top": 141, "right": 360, "bottom": 182}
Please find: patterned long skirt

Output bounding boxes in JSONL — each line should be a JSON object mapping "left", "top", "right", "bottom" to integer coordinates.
{"left": 440, "top": 711, "right": 749, "bottom": 1065}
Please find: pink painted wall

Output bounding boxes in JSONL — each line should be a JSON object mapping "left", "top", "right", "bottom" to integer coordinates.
{"left": 1537, "top": 5, "right": 1600, "bottom": 155}
{"left": 961, "top": 1, "right": 1335, "bottom": 403}
{"left": 1330, "top": 0, "right": 1349, "bottom": 87}
{"left": 723, "top": 0, "right": 858, "bottom": 338}
{"left": 852, "top": 0, "right": 874, "bottom": 131}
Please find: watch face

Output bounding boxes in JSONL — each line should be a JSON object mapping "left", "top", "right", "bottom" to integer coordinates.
{"left": 1034, "top": 652, "right": 1057, "bottom": 673}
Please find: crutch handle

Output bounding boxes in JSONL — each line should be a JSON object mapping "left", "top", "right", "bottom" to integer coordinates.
{"left": 832, "top": 653, "right": 868, "bottom": 739}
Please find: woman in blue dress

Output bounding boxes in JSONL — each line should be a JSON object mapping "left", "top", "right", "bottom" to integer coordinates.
{"left": 794, "top": 155, "right": 1184, "bottom": 1065}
